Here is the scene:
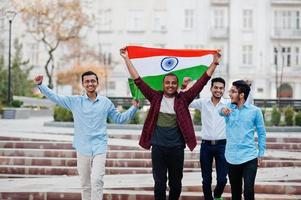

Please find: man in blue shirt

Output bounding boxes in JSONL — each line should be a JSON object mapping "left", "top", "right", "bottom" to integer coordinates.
{"left": 34, "top": 71, "right": 138, "bottom": 200}
{"left": 220, "top": 80, "right": 266, "bottom": 200}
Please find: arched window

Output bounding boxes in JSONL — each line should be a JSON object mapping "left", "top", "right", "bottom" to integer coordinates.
{"left": 277, "top": 83, "right": 293, "bottom": 98}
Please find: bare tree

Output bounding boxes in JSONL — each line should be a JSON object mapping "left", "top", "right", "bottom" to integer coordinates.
{"left": 15, "top": 0, "right": 89, "bottom": 88}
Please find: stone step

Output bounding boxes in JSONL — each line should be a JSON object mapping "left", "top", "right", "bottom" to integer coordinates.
{"left": 0, "top": 165, "right": 203, "bottom": 175}
{"left": 2, "top": 148, "right": 301, "bottom": 161}
{"left": 1, "top": 140, "right": 300, "bottom": 151}
{"left": 1, "top": 156, "right": 301, "bottom": 168}
{"left": 2, "top": 135, "right": 301, "bottom": 144}
{"left": 0, "top": 149, "right": 198, "bottom": 159}
{"left": 0, "top": 191, "right": 300, "bottom": 200}
{"left": 0, "top": 141, "right": 140, "bottom": 150}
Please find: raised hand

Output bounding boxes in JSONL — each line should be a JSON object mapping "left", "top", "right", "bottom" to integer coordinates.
{"left": 213, "top": 49, "right": 221, "bottom": 65}
{"left": 132, "top": 99, "right": 140, "bottom": 108}
{"left": 34, "top": 75, "right": 43, "bottom": 85}
{"left": 120, "top": 47, "right": 129, "bottom": 59}
{"left": 221, "top": 107, "right": 233, "bottom": 116}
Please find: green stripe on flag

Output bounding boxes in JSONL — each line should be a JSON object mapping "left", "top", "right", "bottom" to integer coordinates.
{"left": 129, "top": 65, "right": 208, "bottom": 99}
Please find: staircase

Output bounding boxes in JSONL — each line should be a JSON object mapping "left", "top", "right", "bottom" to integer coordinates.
{"left": 0, "top": 134, "right": 301, "bottom": 200}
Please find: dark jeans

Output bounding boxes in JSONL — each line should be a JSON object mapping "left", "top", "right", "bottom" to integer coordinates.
{"left": 228, "top": 158, "right": 258, "bottom": 200}
{"left": 200, "top": 142, "right": 228, "bottom": 200}
{"left": 151, "top": 145, "right": 184, "bottom": 200}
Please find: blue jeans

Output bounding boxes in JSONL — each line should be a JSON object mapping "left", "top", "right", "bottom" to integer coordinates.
{"left": 200, "top": 142, "right": 228, "bottom": 200}
{"left": 228, "top": 158, "right": 258, "bottom": 200}
{"left": 151, "top": 145, "right": 184, "bottom": 200}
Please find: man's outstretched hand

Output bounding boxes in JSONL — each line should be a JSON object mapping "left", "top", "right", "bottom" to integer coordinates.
{"left": 34, "top": 75, "right": 43, "bottom": 85}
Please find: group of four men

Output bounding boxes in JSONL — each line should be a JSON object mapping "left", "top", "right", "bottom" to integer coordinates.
{"left": 34, "top": 47, "right": 266, "bottom": 200}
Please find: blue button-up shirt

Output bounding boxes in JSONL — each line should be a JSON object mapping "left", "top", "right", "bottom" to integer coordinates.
{"left": 220, "top": 103, "right": 266, "bottom": 164}
{"left": 38, "top": 84, "right": 138, "bottom": 156}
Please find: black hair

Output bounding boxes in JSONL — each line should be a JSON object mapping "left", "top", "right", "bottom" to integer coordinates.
{"left": 81, "top": 71, "right": 98, "bottom": 83}
{"left": 162, "top": 73, "right": 179, "bottom": 84}
{"left": 211, "top": 77, "right": 225, "bottom": 88}
{"left": 232, "top": 80, "right": 250, "bottom": 101}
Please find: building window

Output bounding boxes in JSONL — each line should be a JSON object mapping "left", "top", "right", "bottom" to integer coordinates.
{"left": 153, "top": 10, "right": 167, "bottom": 32}
{"left": 295, "top": 47, "right": 300, "bottom": 66}
{"left": 242, "top": 45, "right": 253, "bottom": 66}
{"left": 127, "top": 10, "right": 144, "bottom": 32}
{"left": 273, "top": 46, "right": 301, "bottom": 67}
{"left": 213, "top": 8, "right": 226, "bottom": 29}
{"left": 98, "top": 43, "right": 112, "bottom": 64}
{"left": 242, "top": 9, "right": 253, "bottom": 30}
{"left": 274, "top": 47, "right": 278, "bottom": 66}
{"left": 257, "top": 88, "right": 264, "bottom": 93}
{"left": 274, "top": 10, "right": 301, "bottom": 30}
{"left": 98, "top": 9, "right": 112, "bottom": 32}
{"left": 184, "top": 9, "right": 195, "bottom": 30}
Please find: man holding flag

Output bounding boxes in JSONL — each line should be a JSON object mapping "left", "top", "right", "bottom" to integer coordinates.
{"left": 120, "top": 46, "right": 221, "bottom": 200}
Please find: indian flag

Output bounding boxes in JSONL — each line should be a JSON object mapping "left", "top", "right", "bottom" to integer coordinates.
{"left": 127, "top": 46, "right": 217, "bottom": 99}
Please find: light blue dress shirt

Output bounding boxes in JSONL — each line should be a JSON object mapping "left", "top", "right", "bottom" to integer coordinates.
{"left": 220, "top": 103, "right": 266, "bottom": 165}
{"left": 38, "top": 84, "right": 138, "bottom": 156}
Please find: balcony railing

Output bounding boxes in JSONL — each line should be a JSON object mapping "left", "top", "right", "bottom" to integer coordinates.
{"left": 271, "top": 0, "right": 301, "bottom": 5}
{"left": 272, "top": 28, "right": 301, "bottom": 39}
{"left": 210, "top": 27, "right": 229, "bottom": 39}
{"left": 211, "top": 0, "right": 229, "bottom": 5}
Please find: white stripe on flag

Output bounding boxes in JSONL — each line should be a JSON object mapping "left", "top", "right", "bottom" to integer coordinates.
{"left": 130, "top": 54, "right": 213, "bottom": 77}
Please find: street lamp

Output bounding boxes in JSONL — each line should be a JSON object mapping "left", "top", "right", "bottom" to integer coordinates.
{"left": 5, "top": 10, "right": 17, "bottom": 106}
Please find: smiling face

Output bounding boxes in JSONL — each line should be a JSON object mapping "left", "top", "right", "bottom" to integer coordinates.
{"left": 82, "top": 74, "right": 99, "bottom": 93}
{"left": 210, "top": 81, "right": 225, "bottom": 99}
{"left": 229, "top": 85, "right": 242, "bottom": 105}
{"left": 163, "top": 75, "right": 178, "bottom": 97}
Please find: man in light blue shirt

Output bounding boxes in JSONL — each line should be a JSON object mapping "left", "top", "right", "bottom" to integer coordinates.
{"left": 220, "top": 80, "right": 266, "bottom": 200}
{"left": 34, "top": 71, "right": 138, "bottom": 200}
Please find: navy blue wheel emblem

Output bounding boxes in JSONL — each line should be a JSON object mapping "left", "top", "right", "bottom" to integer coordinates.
{"left": 161, "top": 57, "right": 179, "bottom": 72}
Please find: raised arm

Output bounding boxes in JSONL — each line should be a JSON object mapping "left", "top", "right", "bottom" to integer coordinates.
{"left": 34, "top": 75, "right": 73, "bottom": 110}
{"left": 120, "top": 47, "right": 158, "bottom": 101}
{"left": 120, "top": 47, "right": 139, "bottom": 79}
{"left": 182, "top": 50, "right": 221, "bottom": 103}
{"left": 206, "top": 50, "right": 221, "bottom": 76}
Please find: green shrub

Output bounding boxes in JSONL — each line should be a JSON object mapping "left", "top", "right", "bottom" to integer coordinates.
{"left": 284, "top": 106, "right": 294, "bottom": 126}
{"left": 295, "top": 112, "right": 301, "bottom": 126}
{"left": 53, "top": 106, "right": 73, "bottom": 122}
{"left": 10, "top": 100, "right": 23, "bottom": 108}
{"left": 193, "top": 109, "right": 201, "bottom": 125}
{"left": 271, "top": 106, "right": 281, "bottom": 126}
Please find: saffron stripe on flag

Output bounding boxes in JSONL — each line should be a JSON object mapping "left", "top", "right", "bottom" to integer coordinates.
{"left": 127, "top": 46, "right": 217, "bottom": 59}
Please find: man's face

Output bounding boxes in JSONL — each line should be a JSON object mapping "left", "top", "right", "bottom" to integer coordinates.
{"left": 210, "top": 82, "right": 225, "bottom": 99}
{"left": 163, "top": 75, "right": 178, "bottom": 97}
{"left": 229, "top": 85, "right": 241, "bottom": 104}
{"left": 82, "top": 75, "right": 98, "bottom": 93}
